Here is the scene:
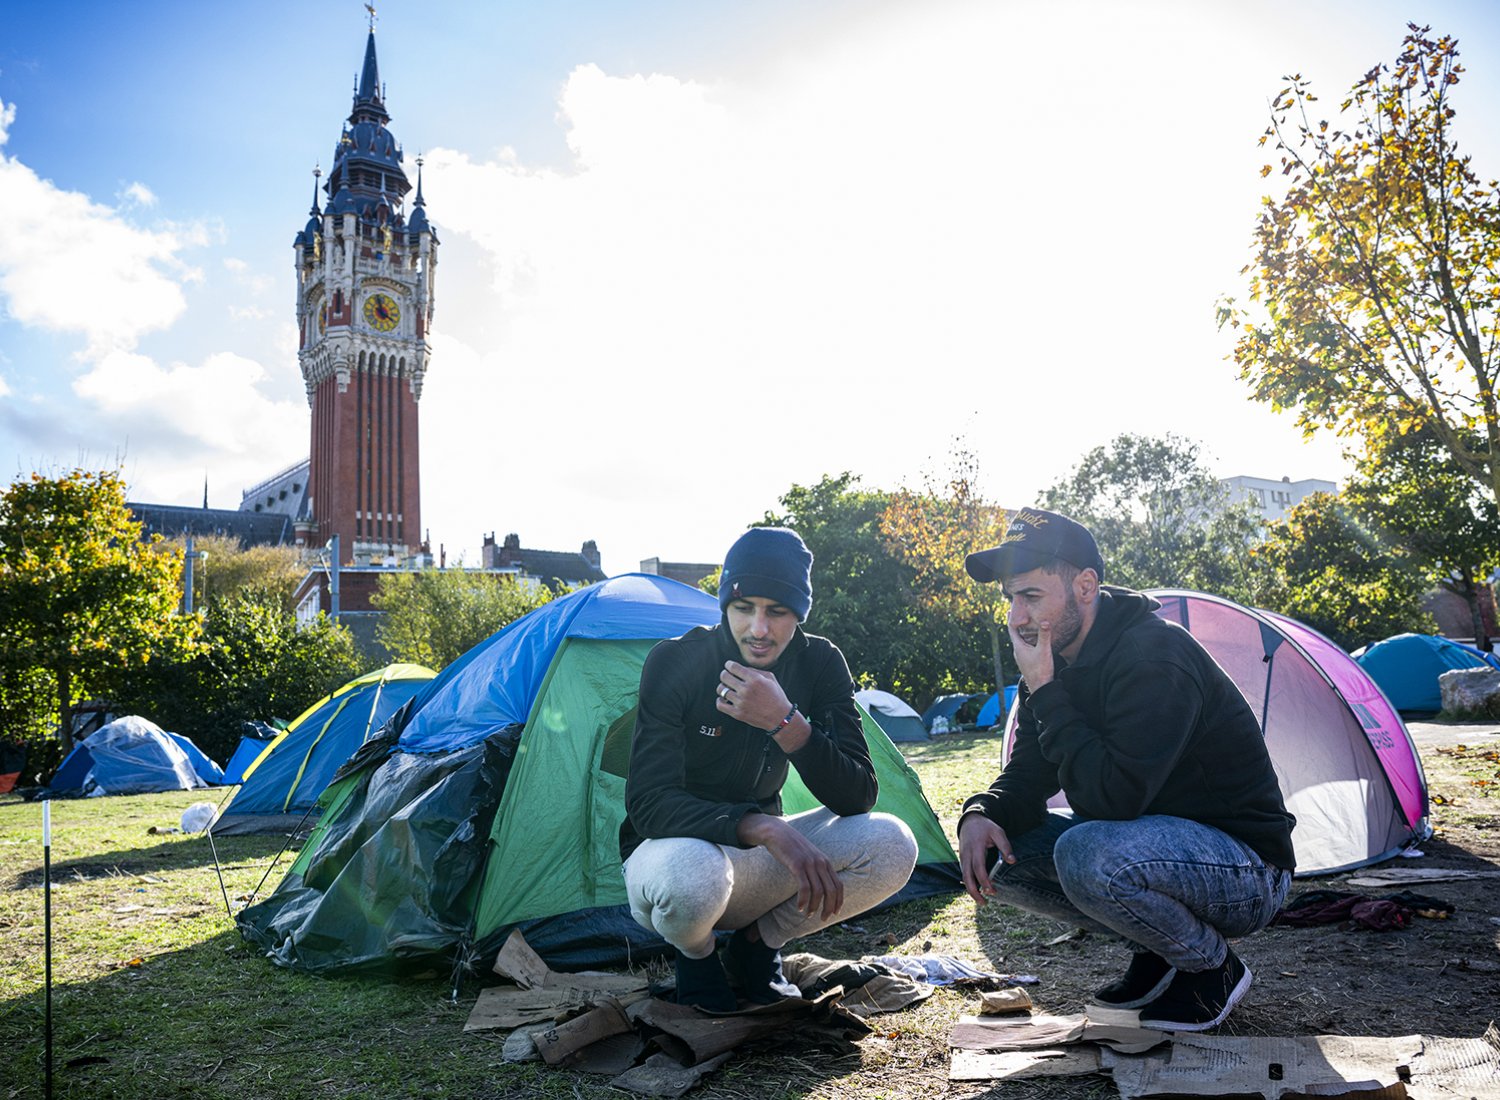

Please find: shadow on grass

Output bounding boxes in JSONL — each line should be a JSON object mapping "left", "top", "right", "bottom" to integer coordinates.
{"left": 897, "top": 729, "right": 1006, "bottom": 762}
{"left": 2, "top": 921, "right": 868, "bottom": 1100}
{"left": 11, "top": 834, "right": 296, "bottom": 890}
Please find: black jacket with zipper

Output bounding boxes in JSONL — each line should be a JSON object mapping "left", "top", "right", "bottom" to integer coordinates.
{"left": 960, "top": 586, "right": 1296, "bottom": 871}
{"left": 618, "top": 621, "right": 878, "bottom": 861}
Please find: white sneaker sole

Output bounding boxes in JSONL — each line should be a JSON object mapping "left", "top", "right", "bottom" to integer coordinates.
{"left": 1138, "top": 962, "right": 1253, "bottom": 1032}
{"left": 1087, "top": 967, "right": 1177, "bottom": 1011}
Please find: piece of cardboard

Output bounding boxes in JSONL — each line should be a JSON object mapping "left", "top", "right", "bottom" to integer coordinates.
{"left": 493, "top": 929, "right": 552, "bottom": 989}
{"left": 1344, "top": 867, "right": 1500, "bottom": 888}
{"left": 464, "top": 986, "right": 581, "bottom": 1031}
{"left": 979, "top": 988, "right": 1034, "bottom": 1015}
{"left": 1102, "top": 1033, "right": 1425, "bottom": 1099}
{"left": 491, "top": 928, "right": 649, "bottom": 996}
{"left": 950, "top": 1047, "right": 1101, "bottom": 1081}
{"left": 1406, "top": 1023, "right": 1500, "bottom": 1099}
{"left": 536, "top": 999, "right": 633, "bottom": 1067}
{"left": 949, "top": 1013, "right": 1167, "bottom": 1055}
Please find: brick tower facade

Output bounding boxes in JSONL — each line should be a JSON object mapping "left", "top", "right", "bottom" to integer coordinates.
{"left": 293, "top": 26, "right": 437, "bottom": 565}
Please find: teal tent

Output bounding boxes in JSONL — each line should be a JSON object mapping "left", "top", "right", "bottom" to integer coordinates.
{"left": 238, "top": 575, "right": 959, "bottom": 973}
{"left": 1355, "top": 633, "right": 1500, "bottom": 713}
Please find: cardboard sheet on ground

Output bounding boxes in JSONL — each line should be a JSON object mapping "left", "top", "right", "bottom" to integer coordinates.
{"left": 949, "top": 1013, "right": 1168, "bottom": 1054}
{"left": 1103, "top": 1034, "right": 1425, "bottom": 1098}
{"left": 950, "top": 1047, "right": 1102, "bottom": 1082}
{"left": 492, "top": 928, "right": 648, "bottom": 995}
{"left": 466, "top": 930, "right": 650, "bottom": 1032}
{"left": 1344, "top": 867, "right": 1500, "bottom": 888}
{"left": 950, "top": 1024, "right": 1500, "bottom": 1098}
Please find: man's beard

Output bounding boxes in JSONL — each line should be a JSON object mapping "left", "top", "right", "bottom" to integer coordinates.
{"left": 1049, "top": 590, "right": 1083, "bottom": 654}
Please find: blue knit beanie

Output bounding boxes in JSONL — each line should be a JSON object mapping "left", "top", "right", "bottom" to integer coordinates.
{"left": 719, "top": 528, "right": 813, "bottom": 621}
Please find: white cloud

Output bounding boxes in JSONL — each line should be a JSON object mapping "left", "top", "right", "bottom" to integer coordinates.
{"left": 0, "top": 97, "right": 204, "bottom": 357}
{"left": 120, "top": 181, "right": 157, "bottom": 207}
{"left": 70, "top": 348, "right": 307, "bottom": 502}
{"left": 0, "top": 374, "right": 10, "bottom": 399}
{"left": 418, "top": 3, "right": 1357, "bottom": 570}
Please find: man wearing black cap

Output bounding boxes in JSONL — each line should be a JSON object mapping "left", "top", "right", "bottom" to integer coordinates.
{"left": 620, "top": 527, "right": 918, "bottom": 1011}
{"left": 957, "top": 508, "right": 1295, "bottom": 1032}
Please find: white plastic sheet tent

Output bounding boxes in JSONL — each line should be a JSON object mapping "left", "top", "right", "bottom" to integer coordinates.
{"left": 48, "top": 716, "right": 210, "bottom": 797}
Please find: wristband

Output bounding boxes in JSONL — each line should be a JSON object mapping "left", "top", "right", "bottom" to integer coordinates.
{"left": 769, "top": 706, "right": 799, "bottom": 735}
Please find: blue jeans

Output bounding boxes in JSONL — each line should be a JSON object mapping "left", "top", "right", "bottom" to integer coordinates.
{"left": 990, "top": 811, "right": 1291, "bottom": 972}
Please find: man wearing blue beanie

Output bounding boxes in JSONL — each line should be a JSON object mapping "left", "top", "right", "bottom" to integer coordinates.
{"left": 619, "top": 527, "right": 918, "bottom": 1011}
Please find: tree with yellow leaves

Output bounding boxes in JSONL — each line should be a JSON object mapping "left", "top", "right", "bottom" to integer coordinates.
{"left": 1223, "top": 25, "right": 1500, "bottom": 514}
{"left": 880, "top": 447, "right": 1012, "bottom": 696}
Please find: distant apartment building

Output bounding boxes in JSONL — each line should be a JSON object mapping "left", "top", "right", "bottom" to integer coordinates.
{"left": 639, "top": 556, "right": 718, "bottom": 589}
{"left": 1222, "top": 475, "right": 1337, "bottom": 523}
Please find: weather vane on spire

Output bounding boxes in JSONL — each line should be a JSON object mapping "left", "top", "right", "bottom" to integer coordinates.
{"left": 364, "top": 3, "right": 377, "bottom": 31}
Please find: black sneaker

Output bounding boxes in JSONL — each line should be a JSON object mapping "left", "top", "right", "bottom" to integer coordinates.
{"left": 722, "top": 928, "right": 801, "bottom": 1004}
{"left": 672, "top": 949, "right": 737, "bottom": 1012}
{"left": 1090, "top": 951, "right": 1176, "bottom": 1009}
{"left": 1137, "top": 949, "right": 1252, "bottom": 1032}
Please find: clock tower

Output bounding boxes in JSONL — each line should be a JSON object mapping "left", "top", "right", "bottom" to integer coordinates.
{"left": 294, "top": 25, "right": 437, "bottom": 564}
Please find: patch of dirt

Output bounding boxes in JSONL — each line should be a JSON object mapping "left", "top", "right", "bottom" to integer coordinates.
{"left": 969, "top": 739, "right": 1500, "bottom": 1044}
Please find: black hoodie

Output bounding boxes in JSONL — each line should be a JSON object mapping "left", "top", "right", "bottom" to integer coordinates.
{"left": 618, "top": 621, "right": 878, "bottom": 861}
{"left": 961, "top": 586, "right": 1296, "bottom": 871}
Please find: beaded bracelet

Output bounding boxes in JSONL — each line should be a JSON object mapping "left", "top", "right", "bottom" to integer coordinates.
{"left": 769, "top": 706, "right": 799, "bottom": 734}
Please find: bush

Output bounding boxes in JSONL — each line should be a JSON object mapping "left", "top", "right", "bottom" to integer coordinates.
{"left": 111, "top": 590, "right": 362, "bottom": 764}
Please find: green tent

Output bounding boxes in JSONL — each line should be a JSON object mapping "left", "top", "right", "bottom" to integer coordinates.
{"left": 239, "top": 575, "right": 958, "bottom": 973}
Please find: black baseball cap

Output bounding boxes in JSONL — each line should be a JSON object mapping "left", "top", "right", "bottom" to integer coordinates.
{"left": 964, "top": 508, "right": 1105, "bottom": 584}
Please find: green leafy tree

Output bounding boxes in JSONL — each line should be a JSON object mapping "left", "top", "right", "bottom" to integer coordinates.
{"left": 880, "top": 448, "right": 1012, "bottom": 696}
{"left": 111, "top": 593, "right": 362, "bottom": 763}
{"left": 0, "top": 665, "right": 59, "bottom": 781}
{"left": 758, "top": 473, "right": 974, "bottom": 704}
{"left": 0, "top": 469, "right": 198, "bottom": 753}
{"left": 1249, "top": 492, "right": 1434, "bottom": 651}
{"left": 1041, "top": 434, "right": 1265, "bottom": 599}
{"left": 1344, "top": 431, "right": 1499, "bottom": 647}
{"left": 372, "top": 569, "right": 559, "bottom": 670}
{"left": 168, "top": 533, "right": 307, "bottom": 614}
{"left": 1224, "top": 25, "right": 1500, "bottom": 513}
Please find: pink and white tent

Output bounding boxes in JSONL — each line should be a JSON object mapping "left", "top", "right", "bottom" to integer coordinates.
{"left": 1004, "top": 590, "right": 1430, "bottom": 875}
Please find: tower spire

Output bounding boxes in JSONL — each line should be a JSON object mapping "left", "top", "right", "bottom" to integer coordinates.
{"left": 356, "top": 26, "right": 382, "bottom": 110}
{"left": 309, "top": 165, "right": 322, "bottom": 216}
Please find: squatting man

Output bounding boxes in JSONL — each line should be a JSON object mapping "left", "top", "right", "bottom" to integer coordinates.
{"left": 619, "top": 527, "right": 918, "bottom": 1010}
{"left": 957, "top": 508, "right": 1296, "bottom": 1031}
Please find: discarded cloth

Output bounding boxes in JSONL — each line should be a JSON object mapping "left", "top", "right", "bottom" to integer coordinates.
{"left": 782, "top": 952, "right": 934, "bottom": 1016}
{"left": 626, "top": 989, "right": 868, "bottom": 1065}
{"left": 1273, "top": 889, "right": 1455, "bottom": 931}
{"left": 860, "top": 953, "right": 1011, "bottom": 985}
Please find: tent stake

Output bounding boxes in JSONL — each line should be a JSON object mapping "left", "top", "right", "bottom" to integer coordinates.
{"left": 43, "top": 801, "right": 53, "bottom": 1100}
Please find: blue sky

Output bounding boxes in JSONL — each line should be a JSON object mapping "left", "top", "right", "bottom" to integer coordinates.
{"left": 2, "top": 0, "right": 1499, "bottom": 572}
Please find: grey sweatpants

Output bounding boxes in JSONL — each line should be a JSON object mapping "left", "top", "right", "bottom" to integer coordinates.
{"left": 623, "top": 808, "right": 918, "bottom": 959}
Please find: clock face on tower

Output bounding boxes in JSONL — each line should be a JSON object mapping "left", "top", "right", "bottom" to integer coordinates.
{"left": 363, "top": 293, "right": 401, "bottom": 332}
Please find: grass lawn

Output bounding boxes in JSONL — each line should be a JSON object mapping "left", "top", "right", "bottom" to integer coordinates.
{"left": 0, "top": 733, "right": 1039, "bottom": 1100}
{"left": 6, "top": 728, "right": 1494, "bottom": 1099}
